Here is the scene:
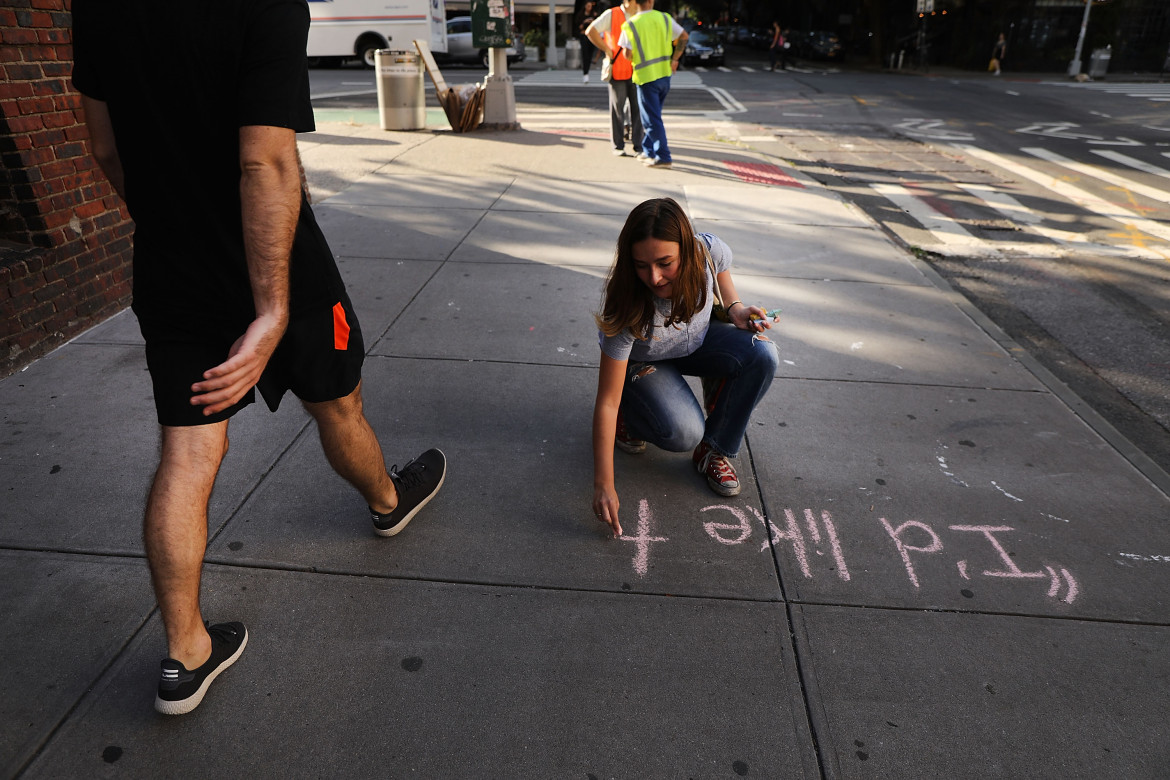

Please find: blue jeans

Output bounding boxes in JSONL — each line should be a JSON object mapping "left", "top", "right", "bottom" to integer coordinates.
{"left": 621, "top": 322, "right": 779, "bottom": 458}
{"left": 636, "top": 76, "right": 671, "bottom": 163}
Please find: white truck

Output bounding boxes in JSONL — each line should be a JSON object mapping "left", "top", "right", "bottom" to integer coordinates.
{"left": 307, "top": 0, "right": 447, "bottom": 67}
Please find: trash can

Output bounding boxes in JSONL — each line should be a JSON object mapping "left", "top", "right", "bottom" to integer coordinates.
{"left": 1088, "top": 46, "right": 1111, "bottom": 79}
{"left": 375, "top": 49, "right": 425, "bottom": 131}
{"left": 564, "top": 38, "right": 581, "bottom": 70}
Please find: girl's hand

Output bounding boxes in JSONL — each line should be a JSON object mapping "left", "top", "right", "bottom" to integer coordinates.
{"left": 593, "top": 485, "right": 622, "bottom": 537}
{"left": 732, "top": 304, "right": 773, "bottom": 333}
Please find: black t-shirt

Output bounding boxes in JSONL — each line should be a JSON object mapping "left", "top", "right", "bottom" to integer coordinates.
{"left": 72, "top": 0, "right": 344, "bottom": 326}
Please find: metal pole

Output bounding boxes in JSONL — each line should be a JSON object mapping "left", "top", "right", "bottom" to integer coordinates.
{"left": 1068, "top": 0, "right": 1092, "bottom": 77}
{"left": 548, "top": 1, "right": 558, "bottom": 68}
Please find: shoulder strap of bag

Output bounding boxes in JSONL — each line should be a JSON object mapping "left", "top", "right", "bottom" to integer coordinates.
{"left": 700, "top": 234, "right": 722, "bottom": 307}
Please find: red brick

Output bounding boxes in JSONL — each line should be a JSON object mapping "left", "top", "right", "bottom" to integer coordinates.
{"left": 18, "top": 96, "right": 55, "bottom": 114}
{"left": 6, "top": 114, "right": 43, "bottom": 132}
{"left": 21, "top": 44, "right": 57, "bottom": 61}
{"left": 74, "top": 200, "right": 107, "bottom": 219}
{"left": 41, "top": 61, "right": 69, "bottom": 77}
{"left": 2, "top": 29, "right": 40, "bottom": 46}
{"left": 31, "top": 0, "right": 64, "bottom": 9}
{"left": 30, "top": 128, "right": 64, "bottom": 146}
{"left": 38, "top": 159, "right": 74, "bottom": 178}
{"left": 0, "top": 9, "right": 18, "bottom": 25}
{"left": 42, "top": 111, "right": 75, "bottom": 129}
{"left": 38, "top": 28, "right": 68, "bottom": 44}
{"left": 31, "top": 78, "right": 65, "bottom": 96}
{"left": 0, "top": 81, "right": 34, "bottom": 99}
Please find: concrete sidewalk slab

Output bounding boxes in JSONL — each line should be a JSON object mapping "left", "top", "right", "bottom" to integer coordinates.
{"left": 699, "top": 221, "right": 931, "bottom": 286}
{"left": 314, "top": 204, "right": 484, "bottom": 261}
{"left": 206, "top": 357, "right": 781, "bottom": 601}
{"left": 749, "top": 380, "right": 1170, "bottom": 621}
{"left": 325, "top": 173, "right": 513, "bottom": 210}
{"left": 448, "top": 209, "right": 623, "bottom": 267}
{"left": 1, "top": 552, "right": 153, "bottom": 779}
{"left": 371, "top": 262, "right": 602, "bottom": 365}
{"left": 0, "top": 340, "right": 310, "bottom": 553}
{"left": 493, "top": 179, "right": 687, "bottom": 215}
{"left": 334, "top": 256, "right": 443, "bottom": 342}
{"left": 794, "top": 605, "right": 1170, "bottom": 778}
{"left": 732, "top": 275, "right": 1043, "bottom": 389}
{"left": 22, "top": 568, "right": 816, "bottom": 779}
{"left": 685, "top": 184, "right": 870, "bottom": 227}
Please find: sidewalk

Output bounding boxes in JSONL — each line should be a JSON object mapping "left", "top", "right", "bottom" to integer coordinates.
{"left": 3, "top": 115, "right": 1169, "bottom": 778}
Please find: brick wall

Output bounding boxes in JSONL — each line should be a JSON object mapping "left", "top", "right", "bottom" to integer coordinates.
{"left": 1, "top": 0, "right": 133, "bottom": 378}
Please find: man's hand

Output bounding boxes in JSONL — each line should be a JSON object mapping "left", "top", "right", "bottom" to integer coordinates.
{"left": 190, "top": 312, "right": 287, "bottom": 415}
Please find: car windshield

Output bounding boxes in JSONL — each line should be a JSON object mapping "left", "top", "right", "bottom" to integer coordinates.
{"left": 689, "top": 32, "right": 714, "bottom": 46}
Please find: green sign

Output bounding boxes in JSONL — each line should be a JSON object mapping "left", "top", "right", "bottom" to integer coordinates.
{"left": 471, "top": 0, "right": 512, "bottom": 48}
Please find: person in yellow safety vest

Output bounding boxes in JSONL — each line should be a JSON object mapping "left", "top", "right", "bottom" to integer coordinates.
{"left": 585, "top": 0, "right": 644, "bottom": 157}
{"left": 619, "top": 0, "right": 688, "bottom": 169}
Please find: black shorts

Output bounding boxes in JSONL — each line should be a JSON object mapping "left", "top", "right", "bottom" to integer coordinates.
{"left": 139, "top": 295, "right": 365, "bottom": 427}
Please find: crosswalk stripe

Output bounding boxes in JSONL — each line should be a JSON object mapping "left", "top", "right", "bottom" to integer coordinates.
{"left": 958, "top": 144, "right": 1170, "bottom": 246}
{"left": 956, "top": 183, "right": 1161, "bottom": 258}
{"left": 871, "top": 182, "right": 999, "bottom": 256}
{"left": 1022, "top": 146, "right": 1170, "bottom": 207}
{"left": 1091, "top": 149, "right": 1170, "bottom": 182}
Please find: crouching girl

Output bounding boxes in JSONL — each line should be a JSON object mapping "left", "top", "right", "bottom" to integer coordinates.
{"left": 592, "top": 197, "right": 780, "bottom": 536}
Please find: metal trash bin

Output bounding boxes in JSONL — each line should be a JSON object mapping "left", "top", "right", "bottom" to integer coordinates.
{"left": 564, "top": 38, "right": 581, "bottom": 69}
{"left": 375, "top": 49, "right": 425, "bottom": 131}
{"left": 1089, "top": 46, "right": 1111, "bottom": 79}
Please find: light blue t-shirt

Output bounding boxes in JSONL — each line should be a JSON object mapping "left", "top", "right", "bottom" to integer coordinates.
{"left": 599, "top": 233, "right": 732, "bottom": 363}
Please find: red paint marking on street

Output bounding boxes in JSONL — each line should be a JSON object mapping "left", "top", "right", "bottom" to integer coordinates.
{"left": 722, "top": 161, "right": 804, "bottom": 187}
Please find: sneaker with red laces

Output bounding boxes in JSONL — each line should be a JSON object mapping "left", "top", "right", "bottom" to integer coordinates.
{"left": 693, "top": 442, "right": 741, "bottom": 496}
{"left": 615, "top": 410, "right": 646, "bottom": 454}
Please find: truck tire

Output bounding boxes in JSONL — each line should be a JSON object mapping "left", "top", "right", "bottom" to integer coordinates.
{"left": 356, "top": 35, "right": 388, "bottom": 68}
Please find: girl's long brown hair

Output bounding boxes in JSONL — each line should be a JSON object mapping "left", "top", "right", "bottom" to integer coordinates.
{"left": 596, "top": 197, "right": 707, "bottom": 340}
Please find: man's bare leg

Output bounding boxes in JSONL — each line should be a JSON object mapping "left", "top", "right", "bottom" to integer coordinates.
{"left": 143, "top": 421, "right": 229, "bottom": 669}
{"left": 302, "top": 381, "right": 398, "bottom": 514}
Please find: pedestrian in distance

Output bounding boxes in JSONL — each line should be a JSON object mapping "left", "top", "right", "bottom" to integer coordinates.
{"left": 72, "top": 0, "right": 447, "bottom": 716}
{"left": 990, "top": 32, "right": 1007, "bottom": 75}
{"left": 591, "top": 198, "right": 781, "bottom": 537}
{"left": 619, "top": 0, "right": 688, "bottom": 169}
{"left": 577, "top": 0, "right": 600, "bottom": 83}
{"left": 768, "top": 21, "right": 787, "bottom": 71}
{"left": 586, "top": 0, "right": 644, "bottom": 157}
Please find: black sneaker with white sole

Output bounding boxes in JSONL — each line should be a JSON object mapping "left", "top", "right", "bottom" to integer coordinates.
{"left": 371, "top": 448, "right": 447, "bottom": 537}
{"left": 155, "top": 621, "right": 247, "bottom": 715}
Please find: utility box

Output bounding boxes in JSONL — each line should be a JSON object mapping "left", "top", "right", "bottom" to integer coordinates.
{"left": 375, "top": 49, "right": 425, "bottom": 130}
{"left": 1089, "top": 46, "right": 1111, "bottom": 79}
{"left": 471, "top": 0, "right": 513, "bottom": 49}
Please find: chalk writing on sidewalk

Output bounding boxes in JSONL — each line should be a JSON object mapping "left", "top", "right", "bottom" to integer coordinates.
{"left": 620, "top": 501, "right": 1079, "bottom": 604}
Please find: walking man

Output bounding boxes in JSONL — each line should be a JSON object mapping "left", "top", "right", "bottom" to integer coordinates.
{"left": 586, "top": 0, "right": 644, "bottom": 157}
{"left": 619, "top": 0, "right": 688, "bottom": 169}
{"left": 72, "top": 0, "right": 447, "bottom": 715}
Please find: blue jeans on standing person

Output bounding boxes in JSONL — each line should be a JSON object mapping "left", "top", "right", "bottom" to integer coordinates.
{"left": 636, "top": 76, "right": 671, "bottom": 163}
{"left": 620, "top": 322, "right": 779, "bottom": 457}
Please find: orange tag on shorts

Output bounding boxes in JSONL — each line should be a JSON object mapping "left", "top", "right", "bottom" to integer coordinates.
{"left": 332, "top": 302, "right": 350, "bottom": 350}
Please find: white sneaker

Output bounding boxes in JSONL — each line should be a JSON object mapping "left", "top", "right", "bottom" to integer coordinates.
{"left": 612, "top": 148, "right": 627, "bottom": 156}
{"left": 583, "top": 74, "right": 590, "bottom": 83}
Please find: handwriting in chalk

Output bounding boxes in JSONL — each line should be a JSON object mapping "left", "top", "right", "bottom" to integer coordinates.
{"left": 623, "top": 500, "right": 1078, "bottom": 604}
{"left": 619, "top": 498, "right": 668, "bottom": 577}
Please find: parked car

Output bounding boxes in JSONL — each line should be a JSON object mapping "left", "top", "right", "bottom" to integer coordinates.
{"left": 433, "top": 16, "right": 525, "bottom": 67}
{"left": 801, "top": 30, "right": 843, "bottom": 61}
{"left": 682, "top": 30, "right": 725, "bottom": 66}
